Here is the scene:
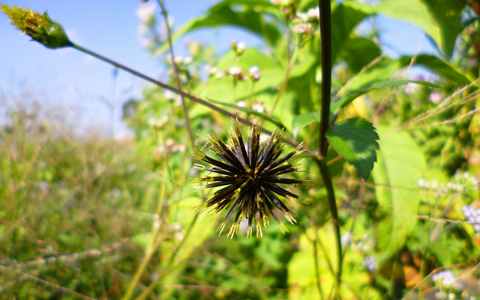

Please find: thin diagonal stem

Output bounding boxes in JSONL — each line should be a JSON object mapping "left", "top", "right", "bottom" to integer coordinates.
{"left": 70, "top": 43, "right": 298, "bottom": 147}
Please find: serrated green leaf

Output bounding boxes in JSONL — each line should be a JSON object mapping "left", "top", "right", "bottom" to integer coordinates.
{"left": 207, "top": 98, "right": 286, "bottom": 129}
{"left": 326, "top": 118, "right": 379, "bottom": 180}
{"left": 331, "top": 79, "right": 439, "bottom": 115}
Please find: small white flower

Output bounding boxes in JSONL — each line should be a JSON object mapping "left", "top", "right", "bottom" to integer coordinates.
{"left": 164, "top": 90, "right": 176, "bottom": 100}
{"left": 237, "top": 42, "right": 246, "bottom": 51}
{"left": 341, "top": 231, "right": 352, "bottom": 246}
{"left": 405, "top": 83, "right": 418, "bottom": 95}
{"left": 297, "top": 12, "right": 308, "bottom": 20}
{"left": 174, "top": 56, "right": 183, "bottom": 65}
{"left": 136, "top": 3, "right": 156, "bottom": 23}
{"left": 306, "top": 7, "right": 320, "bottom": 20}
{"left": 418, "top": 178, "right": 426, "bottom": 188}
{"left": 435, "top": 291, "right": 447, "bottom": 300}
{"left": 293, "top": 22, "right": 314, "bottom": 34}
{"left": 216, "top": 71, "right": 225, "bottom": 78}
{"left": 236, "top": 100, "right": 247, "bottom": 107}
{"left": 152, "top": 214, "right": 161, "bottom": 231}
{"left": 206, "top": 65, "right": 218, "bottom": 75}
{"left": 252, "top": 102, "right": 265, "bottom": 113}
{"left": 297, "top": 7, "right": 320, "bottom": 21}
{"left": 429, "top": 91, "right": 442, "bottom": 103}
{"left": 184, "top": 56, "right": 193, "bottom": 64}
{"left": 228, "top": 66, "right": 242, "bottom": 76}
{"left": 249, "top": 66, "right": 259, "bottom": 74}
{"left": 363, "top": 256, "right": 377, "bottom": 273}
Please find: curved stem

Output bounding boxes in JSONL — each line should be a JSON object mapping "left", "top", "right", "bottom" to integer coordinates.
{"left": 271, "top": 20, "right": 298, "bottom": 115}
{"left": 158, "top": 0, "right": 194, "bottom": 150}
{"left": 271, "top": 48, "right": 298, "bottom": 115}
{"left": 71, "top": 43, "right": 298, "bottom": 147}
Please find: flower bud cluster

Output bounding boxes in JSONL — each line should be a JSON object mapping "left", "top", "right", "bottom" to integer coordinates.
{"left": 231, "top": 40, "right": 246, "bottom": 56}
{"left": 432, "top": 270, "right": 455, "bottom": 287}
{"left": 418, "top": 172, "right": 479, "bottom": 197}
{"left": 148, "top": 115, "right": 169, "bottom": 129}
{"left": 363, "top": 256, "right": 377, "bottom": 273}
{"left": 249, "top": 65, "right": 261, "bottom": 81}
{"left": 206, "top": 65, "right": 225, "bottom": 79}
{"left": 169, "top": 222, "right": 184, "bottom": 242}
{"left": 270, "top": 0, "right": 297, "bottom": 20}
{"left": 432, "top": 271, "right": 464, "bottom": 296}
{"left": 462, "top": 205, "right": 480, "bottom": 232}
{"left": 297, "top": 7, "right": 320, "bottom": 22}
{"left": 228, "top": 66, "right": 246, "bottom": 81}
{"left": 350, "top": 233, "right": 375, "bottom": 253}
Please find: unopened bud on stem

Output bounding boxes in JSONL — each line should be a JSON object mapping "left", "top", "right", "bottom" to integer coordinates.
{"left": 1, "top": 4, "right": 72, "bottom": 49}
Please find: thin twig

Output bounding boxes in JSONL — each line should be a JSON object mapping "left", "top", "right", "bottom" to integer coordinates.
{"left": 0, "top": 265, "right": 97, "bottom": 300}
{"left": 271, "top": 23, "right": 297, "bottom": 115}
{"left": 71, "top": 43, "right": 298, "bottom": 147}
{"left": 157, "top": 0, "right": 194, "bottom": 149}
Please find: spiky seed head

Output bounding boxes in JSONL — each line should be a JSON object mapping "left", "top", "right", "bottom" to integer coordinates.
{"left": 193, "top": 118, "right": 306, "bottom": 238}
{"left": 1, "top": 4, "right": 72, "bottom": 49}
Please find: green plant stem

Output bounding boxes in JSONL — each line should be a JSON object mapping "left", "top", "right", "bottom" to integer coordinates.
{"left": 315, "top": 158, "right": 341, "bottom": 298}
{"left": 157, "top": 0, "right": 194, "bottom": 150}
{"left": 313, "top": 240, "right": 325, "bottom": 300}
{"left": 318, "top": 0, "right": 342, "bottom": 297}
{"left": 271, "top": 44, "right": 298, "bottom": 115}
{"left": 71, "top": 43, "right": 298, "bottom": 147}
{"left": 319, "top": 0, "right": 332, "bottom": 158}
{"left": 123, "top": 234, "right": 163, "bottom": 300}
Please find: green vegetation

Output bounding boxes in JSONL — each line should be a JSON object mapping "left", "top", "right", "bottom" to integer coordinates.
{"left": 1, "top": 0, "right": 480, "bottom": 299}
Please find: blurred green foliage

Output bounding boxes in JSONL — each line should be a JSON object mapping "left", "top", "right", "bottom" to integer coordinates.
{"left": 1, "top": 0, "right": 480, "bottom": 299}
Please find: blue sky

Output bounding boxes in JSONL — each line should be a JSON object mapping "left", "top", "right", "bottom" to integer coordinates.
{"left": 0, "top": 0, "right": 438, "bottom": 138}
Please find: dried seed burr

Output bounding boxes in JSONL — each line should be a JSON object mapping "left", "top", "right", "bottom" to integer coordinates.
{"left": 193, "top": 118, "right": 306, "bottom": 238}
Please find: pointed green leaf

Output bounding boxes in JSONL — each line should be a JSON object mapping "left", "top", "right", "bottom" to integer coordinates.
{"left": 372, "top": 128, "right": 426, "bottom": 257}
{"left": 338, "top": 37, "right": 382, "bottom": 73}
{"left": 400, "top": 54, "right": 474, "bottom": 85}
{"left": 348, "top": 0, "right": 466, "bottom": 58}
{"left": 374, "top": 0, "right": 466, "bottom": 59}
{"left": 155, "top": 0, "right": 280, "bottom": 55}
{"left": 331, "top": 3, "right": 371, "bottom": 64}
{"left": 291, "top": 110, "right": 320, "bottom": 138}
{"left": 291, "top": 110, "right": 337, "bottom": 139}
{"left": 331, "top": 79, "right": 439, "bottom": 115}
{"left": 326, "top": 118, "right": 379, "bottom": 180}
{"left": 336, "top": 57, "right": 402, "bottom": 97}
